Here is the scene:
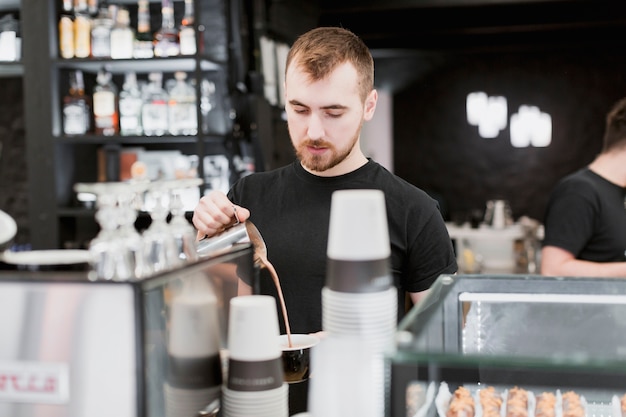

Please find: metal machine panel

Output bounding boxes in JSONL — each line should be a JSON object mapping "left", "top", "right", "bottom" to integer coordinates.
{"left": 0, "top": 280, "right": 137, "bottom": 417}
{"left": 0, "top": 244, "right": 254, "bottom": 417}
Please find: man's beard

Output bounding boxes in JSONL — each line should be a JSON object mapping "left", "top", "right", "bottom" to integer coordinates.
{"left": 293, "top": 132, "right": 360, "bottom": 172}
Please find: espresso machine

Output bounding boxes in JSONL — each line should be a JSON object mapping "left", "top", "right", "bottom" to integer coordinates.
{"left": 0, "top": 243, "right": 254, "bottom": 417}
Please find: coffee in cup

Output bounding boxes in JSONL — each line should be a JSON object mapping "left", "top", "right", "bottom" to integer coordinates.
{"left": 278, "top": 334, "right": 319, "bottom": 383}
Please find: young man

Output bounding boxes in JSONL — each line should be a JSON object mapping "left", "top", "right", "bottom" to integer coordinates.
{"left": 193, "top": 27, "right": 457, "bottom": 334}
{"left": 541, "top": 97, "right": 626, "bottom": 277}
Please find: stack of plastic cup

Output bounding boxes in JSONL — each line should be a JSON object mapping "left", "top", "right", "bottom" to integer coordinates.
{"left": 222, "top": 295, "right": 288, "bottom": 417}
{"left": 316, "top": 189, "right": 398, "bottom": 416}
{"left": 164, "top": 281, "right": 223, "bottom": 417}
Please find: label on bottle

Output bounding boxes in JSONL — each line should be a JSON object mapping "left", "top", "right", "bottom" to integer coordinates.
{"left": 154, "top": 38, "right": 180, "bottom": 58}
{"left": 133, "top": 40, "right": 154, "bottom": 59}
{"left": 63, "top": 102, "right": 88, "bottom": 135}
{"left": 119, "top": 96, "right": 143, "bottom": 135}
{"left": 73, "top": 14, "right": 91, "bottom": 58}
{"left": 93, "top": 90, "right": 117, "bottom": 135}
{"left": 179, "top": 27, "right": 196, "bottom": 55}
{"left": 91, "top": 25, "right": 111, "bottom": 58}
{"left": 59, "top": 15, "right": 74, "bottom": 59}
{"left": 110, "top": 30, "right": 134, "bottom": 59}
{"left": 93, "top": 91, "right": 115, "bottom": 116}
{"left": 169, "top": 102, "right": 197, "bottom": 135}
{"left": 142, "top": 102, "right": 169, "bottom": 135}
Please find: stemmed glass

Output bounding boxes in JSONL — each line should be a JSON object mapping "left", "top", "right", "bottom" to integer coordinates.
{"left": 116, "top": 180, "right": 151, "bottom": 278}
{"left": 75, "top": 182, "right": 136, "bottom": 281}
{"left": 76, "top": 177, "right": 203, "bottom": 280}
{"left": 166, "top": 178, "right": 202, "bottom": 264}
{"left": 142, "top": 180, "right": 181, "bottom": 275}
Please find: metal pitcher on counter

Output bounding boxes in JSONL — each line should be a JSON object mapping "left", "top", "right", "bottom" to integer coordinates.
{"left": 196, "top": 223, "right": 251, "bottom": 258}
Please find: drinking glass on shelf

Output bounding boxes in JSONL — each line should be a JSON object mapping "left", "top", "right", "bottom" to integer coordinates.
{"left": 142, "top": 181, "right": 181, "bottom": 274}
{"left": 116, "top": 181, "right": 151, "bottom": 278}
{"left": 76, "top": 178, "right": 202, "bottom": 280}
{"left": 75, "top": 182, "right": 135, "bottom": 281}
{"left": 167, "top": 178, "right": 202, "bottom": 264}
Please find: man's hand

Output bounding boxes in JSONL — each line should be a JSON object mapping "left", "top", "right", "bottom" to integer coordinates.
{"left": 192, "top": 190, "right": 251, "bottom": 239}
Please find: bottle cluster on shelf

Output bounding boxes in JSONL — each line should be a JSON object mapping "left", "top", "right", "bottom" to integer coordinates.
{"left": 0, "top": 13, "right": 21, "bottom": 62}
{"left": 58, "top": 0, "right": 196, "bottom": 60}
{"left": 62, "top": 68, "right": 217, "bottom": 137}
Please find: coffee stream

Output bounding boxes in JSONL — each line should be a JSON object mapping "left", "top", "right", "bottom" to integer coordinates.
{"left": 238, "top": 219, "right": 294, "bottom": 348}
{"left": 262, "top": 258, "right": 293, "bottom": 348}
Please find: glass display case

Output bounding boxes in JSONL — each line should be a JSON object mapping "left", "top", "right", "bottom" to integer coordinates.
{"left": 387, "top": 274, "right": 626, "bottom": 417}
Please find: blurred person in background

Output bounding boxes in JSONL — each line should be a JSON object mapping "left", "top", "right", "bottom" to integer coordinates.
{"left": 541, "top": 97, "right": 626, "bottom": 277}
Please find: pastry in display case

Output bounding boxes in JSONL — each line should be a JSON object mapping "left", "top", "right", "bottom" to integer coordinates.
{"left": 387, "top": 274, "right": 626, "bottom": 417}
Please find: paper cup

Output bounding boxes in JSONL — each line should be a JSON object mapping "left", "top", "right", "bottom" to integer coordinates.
{"left": 326, "top": 190, "right": 392, "bottom": 293}
{"left": 227, "top": 295, "right": 283, "bottom": 392}
{"left": 222, "top": 383, "right": 289, "bottom": 417}
{"left": 327, "top": 189, "right": 390, "bottom": 261}
{"left": 169, "top": 291, "right": 222, "bottom": 358}
{"left": 167, "top": 289, "right": 223, "bottom": 390}
{"left": 228, "top": 295, "right": 281, "bottom": 361}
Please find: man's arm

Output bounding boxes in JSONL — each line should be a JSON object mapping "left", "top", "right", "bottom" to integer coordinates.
{"left": 409, "top": 289, "right": 429, "bottom": 305}
{"left": 237, "top": 278, "right": 253, "bottom": 296}
{"left": 541, "top": 245, "right": 626, "bottom": 277}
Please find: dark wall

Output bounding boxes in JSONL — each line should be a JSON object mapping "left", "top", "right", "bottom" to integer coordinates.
{"left": 0, "top": 77, "right": 28, "bottom": 245}
{"left": 392, "top": 48, "right": 626, "bottom": 223}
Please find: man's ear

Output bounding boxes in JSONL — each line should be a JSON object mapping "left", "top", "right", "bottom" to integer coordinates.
{"left": 364, "top": 89, "right": 378, "bottom": 121}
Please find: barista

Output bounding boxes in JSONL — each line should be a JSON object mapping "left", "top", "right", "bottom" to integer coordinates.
{"left": 541, "top": 97, "right": 626, "bottom": 277}
{"left": 192, "top": 26, "right": 457, "bottom": 335}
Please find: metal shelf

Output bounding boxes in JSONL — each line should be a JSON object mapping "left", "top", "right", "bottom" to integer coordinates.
{"left": 53, "top": 56, "right": 223, "bottom": 73}
{"left": 0, "top": 0, "right": 20, "bottom": 12}
{"left": 0, "top": 62, "right": 23, "bottom": 77}
{"left": 53, "top": 133, "right": 226, "bottom": 145}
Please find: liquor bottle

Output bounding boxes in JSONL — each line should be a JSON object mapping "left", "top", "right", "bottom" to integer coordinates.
{"left": 142, "top": 72, "right": 169, "bottom": 136}
{"left": 73, "top": 12, "right": 91, "bottom": 58}
{"left": 90, "top": 5, "right": 114, "bottom": 58}
{"left": 93, "top": 68, "right": 119, "bottom": 136}
{"left": 59, "top": 14, "right": 74, "bottom": 59}
{"left": 168, "top": 72, "right": 197, "bottom": 136}
{"left": 179, "top": 0, "right": 196, "bottom": 55}
{"left": 62, "top": 0, "right": 73, "bottom": 13}
{"left": 63, "top": 70, "right": 91, "bottom": 135}
{"left": 134, "top": 0, "right": 154, "bottom": 58}
{"left": 110, "top": 7, "right": 134, "bottom": 59}
{"left": 74, "top": 0, "right": 88, "bottom": 14}
{"left": 119, "top": 72, "right": 144, "bottom": 136}
{"left": 88, "top": 0, "right": 99, "bottom": 16}
{"left": 153, "top": 0, "right": 180, "bottom": 57}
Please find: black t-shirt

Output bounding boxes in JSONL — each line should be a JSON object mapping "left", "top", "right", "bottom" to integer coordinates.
{"left": 228, "top": 159, "right": 457, "bottom": 334}
{"left": 542, "top": 168, "right": 626, "bottom": 262}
